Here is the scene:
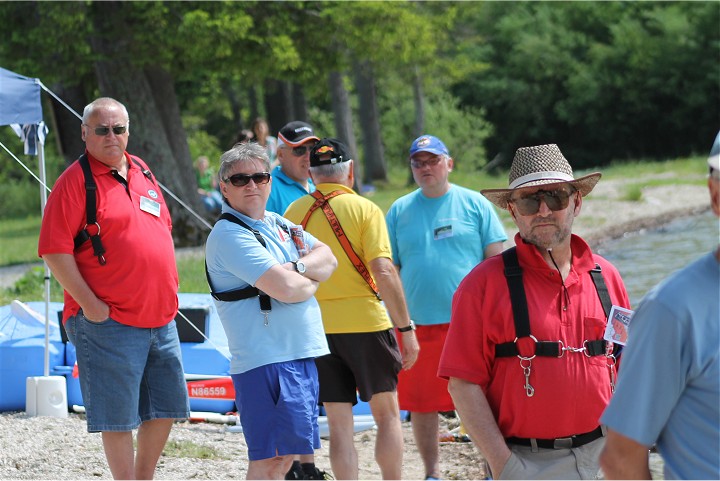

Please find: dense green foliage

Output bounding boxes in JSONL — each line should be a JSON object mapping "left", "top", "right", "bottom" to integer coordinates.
{"left": 0, "top": 1, "right": 717, "bottom": 220}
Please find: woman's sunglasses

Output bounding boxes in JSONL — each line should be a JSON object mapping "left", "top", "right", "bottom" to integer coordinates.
{"left": 224, "top": 172, "right": 271, "bottom": 187}
{"left": 510, "top": 188, "right": 575, "bottom": 216}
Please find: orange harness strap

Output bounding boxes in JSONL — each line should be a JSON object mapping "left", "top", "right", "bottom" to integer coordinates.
{"left": 301, "top": 190, "right": 381, "bottom": 300}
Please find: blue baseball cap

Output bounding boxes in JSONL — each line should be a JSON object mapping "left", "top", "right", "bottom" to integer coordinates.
{"left": 709, "top": 131, "right": 720, "bottom": 171}
{"left": 409, "top": 135, "right": 449, "bottom": 157}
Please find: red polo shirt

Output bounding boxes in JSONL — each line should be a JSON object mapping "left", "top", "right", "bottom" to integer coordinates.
{"left": 438, "top": 234, "right": 630, "bottom": 439}
{"left": 38, "top": 151, "right": 178, "bottom": 328}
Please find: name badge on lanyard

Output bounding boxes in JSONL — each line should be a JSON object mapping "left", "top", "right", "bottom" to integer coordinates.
{"left": 140, "top": 196, "right": 161, "bottom": 217}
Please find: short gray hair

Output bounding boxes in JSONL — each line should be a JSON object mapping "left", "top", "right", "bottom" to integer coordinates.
{"left": 310, "top": 161, "right": 352, "bottom": 183}
{"left": 218, "top": 142, "right": 270, "bottom": 182}
{"left": 82, "top": 97, "right": 129, "bottom": 125}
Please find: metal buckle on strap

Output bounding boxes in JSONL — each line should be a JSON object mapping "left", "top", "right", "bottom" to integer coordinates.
{"left": 514, "top": 334, "right": 538, "bottom": 360}
{"left": 553, "top": 437, "right": 573, "bottom": 449}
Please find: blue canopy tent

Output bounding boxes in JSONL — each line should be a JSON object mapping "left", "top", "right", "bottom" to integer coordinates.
{"left": 0, "top": 66, "right": 67, "bottom": 417}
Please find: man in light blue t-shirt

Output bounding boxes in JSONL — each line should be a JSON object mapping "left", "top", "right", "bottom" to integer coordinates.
{"left": 599, "top": 132, "right": 720, "bottom": 480}
{"left": 206, "top": 142, "right": 337, "bottom": 480}
{"left": 266, "top": 120, "right": 319, "bottom": 215}
{"left": 386, "top": 135, "right": 507, "bottom": 480}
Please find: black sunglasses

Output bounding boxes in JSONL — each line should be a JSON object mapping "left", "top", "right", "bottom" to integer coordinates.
{"left": 510, "top": 188, "right": 575, "bottom": 216}
{"left": 224, "top": 172, "right": 271, "bottom": 187}
{"left": 89, "top": 125, "right": 127, "bottom": 136}
{"left": 290, "top": 143, "right": 316, "bottom": 157}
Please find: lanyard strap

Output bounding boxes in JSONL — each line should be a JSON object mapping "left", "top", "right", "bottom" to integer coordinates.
{"left": 302, "top": 190, "right": 381, "bottom": 300}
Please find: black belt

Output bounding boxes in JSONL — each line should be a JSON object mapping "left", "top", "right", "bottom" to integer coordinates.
{"left": 505, "top": 426, "right": 604, "bottom": 450}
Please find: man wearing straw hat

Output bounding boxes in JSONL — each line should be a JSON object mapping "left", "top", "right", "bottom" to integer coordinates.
{"left": 438, "top": 144, "right": 631, "bottom": 479}
{"left": 599, "top": 133, "right": 720, "bottom": 480}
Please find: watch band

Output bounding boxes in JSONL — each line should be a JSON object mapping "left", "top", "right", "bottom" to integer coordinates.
{"left": 397, "top": 320, "right": 415, "bottom": 332}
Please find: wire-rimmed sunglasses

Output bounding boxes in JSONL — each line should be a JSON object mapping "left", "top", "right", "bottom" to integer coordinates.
{"left": 224, "top": 172, "right": 271, "bottom": 187}
{"left": 510, "top": 188, "right": 576, "bottom": 216}
{"left": 84, "top": 124, "right": 127, "bottom": 136}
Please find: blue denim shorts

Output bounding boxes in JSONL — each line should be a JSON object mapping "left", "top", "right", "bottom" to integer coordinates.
{"left": 232, "top": 358, "right": 321, "bottom": 461}
{"left": 65, "top": 312, "right": 190, "bottom": 432}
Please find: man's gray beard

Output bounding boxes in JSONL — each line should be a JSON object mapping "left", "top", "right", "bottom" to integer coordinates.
{"left": 523, "top": 222, "right": 573, "bottom": 250}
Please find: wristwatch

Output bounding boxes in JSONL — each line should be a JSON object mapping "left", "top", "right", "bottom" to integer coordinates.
{"left": 397, "top": 320, "right": 416, "bottom": 333}
{"left": 292, "top": 260, "right": 306, "bottom": 275}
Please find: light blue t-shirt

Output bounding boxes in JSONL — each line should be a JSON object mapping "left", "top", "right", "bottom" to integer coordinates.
{"left": 386, "top": 184, "right": 507, "bottom": 325}
{"left": 601, "top": 252, "right": 720, "bottom": 480}
{"left": 266, "top": 165, "right": 315, "bottom": 215}
{"left": 205, "top": 205, "right": 329, "bottom": 374}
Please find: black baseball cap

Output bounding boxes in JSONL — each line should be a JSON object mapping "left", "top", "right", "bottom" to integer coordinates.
{"left": 310, "top": 138, "right": 352, "bottom": 167}
{"left": 277, "top": 121, "right": 320, "bottom": 147}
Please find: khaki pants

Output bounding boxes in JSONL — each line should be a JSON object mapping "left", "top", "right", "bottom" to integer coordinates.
{"left": 498, "top": 437, "right": 605, "bottom": 480}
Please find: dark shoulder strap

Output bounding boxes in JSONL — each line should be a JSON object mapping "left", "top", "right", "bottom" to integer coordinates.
{"left": 589, "top": 263, "right": 622, "bottom": 357}
{"left": 205, "top": 213, "right": 270, "bottom": 310}
{"left": 502, "top": 247, "right": 530, "bottom": 338}
{"left": 495, "top": 247, "right": 561, "bottom": 358}
{"left": 73, "top": 154, "right": 106, "bottom": 265}
{"left": 589, "top": 264, "right": 612, "bottom": 319}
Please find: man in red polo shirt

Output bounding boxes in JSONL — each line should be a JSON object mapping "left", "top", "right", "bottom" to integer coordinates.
{"left": 38, "top": 97, "right": 189, "bottom": 480}
{"left": 438, "top": 144, "right": 630, "bottom": 479}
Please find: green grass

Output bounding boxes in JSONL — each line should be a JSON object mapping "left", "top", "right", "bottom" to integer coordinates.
{"left": 0, "top": 155, "right": 707, "bottom": 304}
{"left": 621, "top": 184, "right": 644, "bottom": 202}
{"left": 0, "top": 216, "right": 41, "bottom": 266}
{"left": 162, "top": 439, "right": 228, "bottom": 460}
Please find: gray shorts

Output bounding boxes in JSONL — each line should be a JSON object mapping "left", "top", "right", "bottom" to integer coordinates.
{"left": 498, "top": 437, "right": 605, "bottom": 480}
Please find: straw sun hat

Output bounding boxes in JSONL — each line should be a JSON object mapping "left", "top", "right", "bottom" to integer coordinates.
{"left": 481, "top": 144, "right": 602, "bottom": 210}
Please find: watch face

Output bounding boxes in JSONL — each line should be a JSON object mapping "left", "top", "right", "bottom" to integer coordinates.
{"left": 296, "top": 261, "right": 306, "bottom": 274}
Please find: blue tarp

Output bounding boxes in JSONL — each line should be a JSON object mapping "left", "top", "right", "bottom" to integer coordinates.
{"left": 0, "top": 67, "right": 43, "bottom": 127}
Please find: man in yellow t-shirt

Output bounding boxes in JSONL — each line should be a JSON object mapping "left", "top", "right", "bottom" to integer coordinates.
{"left": 284, "top": 138, "right": 420, "bottom": 481}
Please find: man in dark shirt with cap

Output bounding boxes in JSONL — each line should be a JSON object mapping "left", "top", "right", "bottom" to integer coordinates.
{"left": 266, "top": 120, "right": 320, "bottom": 214}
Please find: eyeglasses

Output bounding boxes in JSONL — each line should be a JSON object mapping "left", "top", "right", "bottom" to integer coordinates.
{"left": 224, "top": 172, "right": 271, "bottom": 187}
{"left": 85, "top": 125, "right": 127, "bottom": 136}
{"left": 290, "top": 143, "right": 316, "bottom": 157}
{"left": 510, "top": 188, "right": 575, "bottom": 216}
{"left": 410, "top": 156, "right": 443, "bottom": 169}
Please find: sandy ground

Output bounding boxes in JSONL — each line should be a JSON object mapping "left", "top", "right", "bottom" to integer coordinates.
{"left": 0, "top": 176, "right": 711, "bottom": 480}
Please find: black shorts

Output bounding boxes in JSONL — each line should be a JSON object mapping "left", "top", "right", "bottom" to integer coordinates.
{"left": 315, "top": 329, "right": 402, "bottom": 404}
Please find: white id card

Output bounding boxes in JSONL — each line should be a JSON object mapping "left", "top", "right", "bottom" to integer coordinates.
{"left": 139, "top": 196, "right": 161, "bottom": 217}
{"left": 603, "top": 305, "right": 634, "bottom": 345}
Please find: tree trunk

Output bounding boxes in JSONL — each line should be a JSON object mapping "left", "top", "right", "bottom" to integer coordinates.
{"left": 412, "top": 65, "right": 425, "bottom": 138}
{"left": 328, "top": 70, "right": 362, "bottom": 191}
{"left": 47, "top": 83, "right": 88, "bottom": 167}
{"left": 264, "top": 79, "right": 293, "bottom": 135}
{"left": 88, "top": 1, "right": 207, "bottom": 246}
{"left": 408, "top": 64, "right": 425, "bottom": 186}
{"left": 248, "top": 86, "right": 259, "bottom": 122}
{"left": 292, "top": 83, "right": 309, "bottom": 123}
{"left": 353, "top": 60, "right": 386, "bottom": 183}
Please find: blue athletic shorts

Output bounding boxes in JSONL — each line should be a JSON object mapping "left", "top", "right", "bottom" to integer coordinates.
{"left": 232, "top": 358, "right": 321, "bottom": 461}
{"left": 65, "top": 312, "right": 190, "bottom": 432}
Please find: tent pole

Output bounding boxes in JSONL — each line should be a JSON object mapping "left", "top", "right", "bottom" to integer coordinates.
{"left": 38, "top": 130, "right": 51, "bottom": 378}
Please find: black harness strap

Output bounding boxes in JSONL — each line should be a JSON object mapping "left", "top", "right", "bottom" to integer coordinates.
{"left": 495, "top": 247, "right": 610, "bottom": 359}
{"left": 589, "top": 263, "right": 622, "bottom": 357}
{"left": 205, "top": 213, "right": 272, "bottom": 312}
{"left": 73, "top": 154, "right": 155, "bottom": 266}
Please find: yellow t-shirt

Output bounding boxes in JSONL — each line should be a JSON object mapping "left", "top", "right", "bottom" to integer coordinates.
{"left": 284, "top": 183, "right": 393, "bottom": 334}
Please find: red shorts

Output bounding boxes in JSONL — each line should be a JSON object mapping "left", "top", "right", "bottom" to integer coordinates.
{"left": 396, "top": 323, "right": 455, "bottom": 412}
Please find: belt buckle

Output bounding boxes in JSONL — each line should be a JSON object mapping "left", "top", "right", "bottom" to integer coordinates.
{"left": 553, "top": 437, "right": 573, "bottom": 449}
